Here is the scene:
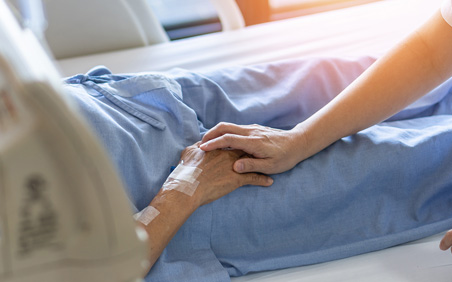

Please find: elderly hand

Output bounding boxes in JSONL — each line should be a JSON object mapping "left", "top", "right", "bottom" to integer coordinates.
{"left": 440, "top": 230, "right": 452, "bottom": 253}
{"left": 200, "top": 122, "right": 305, "bottom": 175}
{"left": 140, "top": 142, "right": 273, "bottom": 271}
{"left": 179, "top": 142, "right": 274, "bottom": 206}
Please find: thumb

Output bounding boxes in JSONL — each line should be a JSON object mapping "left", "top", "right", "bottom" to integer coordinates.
{"left": 439, "top": 230, "right": 452, "bottom": 251}
{"left": 234, "top": 158, "right": 271, "bottom": 174}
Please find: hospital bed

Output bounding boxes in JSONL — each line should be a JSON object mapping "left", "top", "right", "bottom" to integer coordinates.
{"left": 57, "top": 0, "right": 443, "bottom": 75}
{"left": 232, "top": 232, "right": 451, "bottom": 282}
{"left": 22, "top": 0, "right": 452, "bottom": 281}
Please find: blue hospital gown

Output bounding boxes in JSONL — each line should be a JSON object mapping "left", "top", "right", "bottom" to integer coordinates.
{"left": 63, "top": 56, "right": 452, "bottom": 282}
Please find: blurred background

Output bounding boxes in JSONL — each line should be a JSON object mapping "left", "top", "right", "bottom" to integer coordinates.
{"left": 149, "top": 0, "right": 381, "bottom": 40}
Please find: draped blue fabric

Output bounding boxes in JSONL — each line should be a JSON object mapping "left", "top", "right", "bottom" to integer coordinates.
{"left": 63, "top": 56, "right": 452, "bottom": 281}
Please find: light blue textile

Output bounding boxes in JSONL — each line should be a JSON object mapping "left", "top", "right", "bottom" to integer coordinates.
{"left": 63, "top": 56, "right": 452, "bottom": 281}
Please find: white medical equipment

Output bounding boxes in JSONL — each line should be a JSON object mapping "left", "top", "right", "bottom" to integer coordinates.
{"left": 0, "top": 1, "right": 149, "bottom": 281}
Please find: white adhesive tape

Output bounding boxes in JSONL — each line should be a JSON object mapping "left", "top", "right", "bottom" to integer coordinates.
{"left": 163, "top": 163, "right": 202, "bottom": 196}
{"left": 163, "top": 179, "right": 200, "bottom": 196}
{"left": 134, "top": 206, "right": 160, "bottom": 226}
{"left": 168, "top": 163, "right": 202, "bottom": 184}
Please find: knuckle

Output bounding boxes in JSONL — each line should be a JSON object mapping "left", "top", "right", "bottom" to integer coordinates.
{"left": 267, "top": 158, "right": 276, "bottom": 167}
{"left": 181, "top": 143, "right": 203, "bottom": 159}
{"left": 263, "top": 162, "right": 275, "bottom": 174}
{"left": 252, "top": 173, "right": 262, "bottom": 182}
{"left": 217, "top": 122, "right": 230, "bottom": 130}
{"left": 247, "top": 173, "right": 263, "bottom": 184}
{"left": 181, "top": 147, "right": 190, "bottom": 155}
{"left": 257, "top": 132, "right": 271, "bottom": 143}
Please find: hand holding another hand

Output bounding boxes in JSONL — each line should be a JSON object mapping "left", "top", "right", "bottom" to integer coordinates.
{"left": 180, "top": 142, "right": 274, "bottom": 206}
{"left": 200, "top": 122, "right": 305, "bottom": 175}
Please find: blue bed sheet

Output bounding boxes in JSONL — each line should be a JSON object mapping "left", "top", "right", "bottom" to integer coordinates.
{"left": 63, "top": 56, "right": 452, "bottom": 281}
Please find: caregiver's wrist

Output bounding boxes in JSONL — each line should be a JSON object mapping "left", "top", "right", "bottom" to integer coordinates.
{"left": 292, "top": 119, "right": 345, "bottom": 162}
{"left": 289, "top": 123, "right": 312, "bottom": 162}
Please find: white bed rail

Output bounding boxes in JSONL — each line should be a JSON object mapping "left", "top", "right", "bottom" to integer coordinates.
{"left": 209, "top": 0, "right": 245, "bottom": 30}
{"left": 42, "top": 0, "right": 244, "bottom": 59}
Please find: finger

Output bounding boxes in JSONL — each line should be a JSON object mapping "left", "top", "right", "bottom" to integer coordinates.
{"left": 234, "top": 158, "right": 272, "bottom": 174}
{"left": 200, "top": 134, "right": 257, "bottom": 154}
{"left": 201, "top": 123, "right": 251, "bottom": 145}
{"left": 439, "top": 230, "right": 452, "bottom": 251}
{"left": 241, "top": 172, "right": 274, "bottom": 187}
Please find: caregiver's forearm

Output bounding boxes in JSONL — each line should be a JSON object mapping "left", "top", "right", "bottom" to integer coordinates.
{"left": 293, "top": 11, "right": 452, "bottom": 161}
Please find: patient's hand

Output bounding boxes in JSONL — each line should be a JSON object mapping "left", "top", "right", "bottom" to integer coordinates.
{"left": 439, "top": 230, "right": 452, "bottom": 253}
{"left": 140, "top": 143, "right": 273, "bottom": 271}
{"left": 180, "top": 142, "right": 273, "bottom": 206}
{"left": 200, "top": 122, "right": 304, "bottom": 175}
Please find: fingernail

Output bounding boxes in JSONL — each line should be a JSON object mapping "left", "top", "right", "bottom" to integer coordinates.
{"left": 267, "top": 178, "right": 274, "bottom": 185}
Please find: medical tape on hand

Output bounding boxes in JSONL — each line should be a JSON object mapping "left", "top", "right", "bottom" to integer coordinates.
{"left": 134, "top": 206, "right": 160, "bottom": 226}
{"left": 163, "top": 163, "right": 202, "bottom": 196}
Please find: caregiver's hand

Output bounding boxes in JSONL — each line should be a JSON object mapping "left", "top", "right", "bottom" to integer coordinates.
{"left": 439, "top": 230, "right": 452, "bottom": 253}
{"left": 200, "top": 123, "right": 305, "bottom": 175}
{"left": 181, "top": 142, "right": 274, "bottom": 206}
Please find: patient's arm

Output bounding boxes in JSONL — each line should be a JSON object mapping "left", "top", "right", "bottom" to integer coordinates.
{"left": 201, "top": 10, "right": 452, "bottom": 174}
{"left": 440, "top": 230, "right": 452, "bottom": 253}
{"left": 137, "top": 143, "right": 273, "bottom": 273}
